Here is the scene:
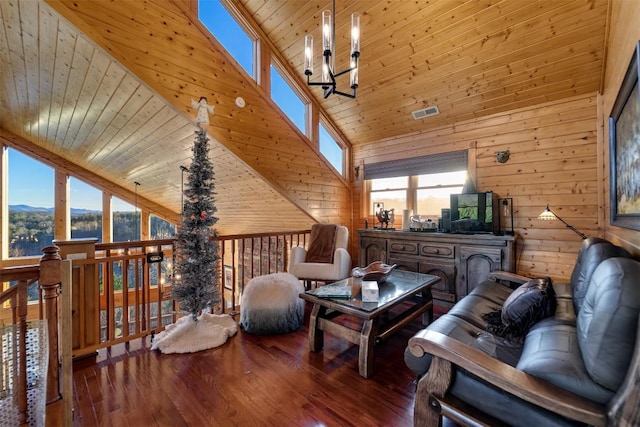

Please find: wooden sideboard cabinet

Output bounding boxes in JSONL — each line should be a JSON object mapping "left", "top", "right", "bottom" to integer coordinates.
{"left": 357, "top": 230, "right": 517, "bottom": 312}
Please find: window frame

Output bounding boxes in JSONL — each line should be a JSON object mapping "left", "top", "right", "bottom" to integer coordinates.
{"left": 269, "top": 58, "right": 311, "bottom": 137}
{"left": 367, "top": 169, "right": 467, "bottom": 219}
{"left": 318, "top": 120, "right": 346, "bottom": 175}
{"left": 197, "top": 0, "right": 259, "bottom": 81}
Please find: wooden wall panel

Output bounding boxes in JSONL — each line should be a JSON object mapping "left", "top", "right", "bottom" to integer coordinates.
{"left": 239, "top": 0, "right": 607, "bottom": 147}
{"left": 46, "top": 0, "right": 351, "bottom": 232}
{"left": 600, "top": 0, "right": 640, "bottom": 256}
{"left": 353, "top": 94, "right": 600, "bottom": 282}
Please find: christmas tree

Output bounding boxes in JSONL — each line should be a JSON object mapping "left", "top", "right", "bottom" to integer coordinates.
{"left": 173, "top": 128, "right": 220, "bottom": 321}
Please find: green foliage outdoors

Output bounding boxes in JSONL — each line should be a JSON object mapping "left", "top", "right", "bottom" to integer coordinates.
{"left": 9, "top": 210, "right": 175, "bottom": 257}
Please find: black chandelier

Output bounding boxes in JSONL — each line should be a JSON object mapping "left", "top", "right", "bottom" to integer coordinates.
{"left": 303, "top": 0, "right": 360, "bottom": 99}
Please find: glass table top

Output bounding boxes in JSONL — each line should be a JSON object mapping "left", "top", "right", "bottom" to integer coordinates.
{"left": 304, "top": 269, "right": 439, "bottom": 312}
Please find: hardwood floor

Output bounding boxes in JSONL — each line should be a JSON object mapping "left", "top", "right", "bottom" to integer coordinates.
{"left": 72, "top": 303, "right": 426, "bottom": 426}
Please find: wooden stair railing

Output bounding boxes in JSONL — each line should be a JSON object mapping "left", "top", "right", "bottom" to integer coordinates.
{"left": 0, "top": 246, "right": 67, "bottom": 426}
{"left": 0, "top": 267, "right": 31, "bottom": 426}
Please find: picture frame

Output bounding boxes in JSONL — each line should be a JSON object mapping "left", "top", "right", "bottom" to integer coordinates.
{"left": 223, "top": 265, "right": 233, "bottom": 290}
{"left": 609, "top": 41, "right": 640, "bottom": 231}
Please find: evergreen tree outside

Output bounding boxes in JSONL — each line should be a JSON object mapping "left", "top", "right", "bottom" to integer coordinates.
{"left": 172, "top": 129, "right": 221, "bottom": 321}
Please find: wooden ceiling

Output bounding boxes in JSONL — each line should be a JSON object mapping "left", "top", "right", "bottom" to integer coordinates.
{"left": 239, "top": 0, "right": 609, "bottom": 146}
{"left": 0, "top": 0, "right": 609, "bottom": 234}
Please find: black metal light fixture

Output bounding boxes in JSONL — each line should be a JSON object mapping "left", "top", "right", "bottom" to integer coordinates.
{"left": 499, "top": 198, "right": 514, "bottom": 235}
{"left": 180, "top": 165, "right": 188, "bottom": 215}
{"left": 134, "top": 181, "right": 140, "bottom": 240}
{"left": 303, "top": 0, "right": 360, "bottom": 99}
{"left": 538, "top": 204, "right": 587, "bottom": 239}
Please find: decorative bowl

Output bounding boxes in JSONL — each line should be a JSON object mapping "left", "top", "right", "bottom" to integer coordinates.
{"left": 351, "top": 261, "right": 397, "bottom": 284}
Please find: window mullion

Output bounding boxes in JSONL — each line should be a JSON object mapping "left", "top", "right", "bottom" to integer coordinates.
{"left": 408, "top": 175, "right": 418, "bottom": 213}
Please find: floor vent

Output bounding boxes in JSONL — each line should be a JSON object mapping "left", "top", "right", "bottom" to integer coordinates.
{"left": 412, "top": 105, "right": 440, "bottom": 120}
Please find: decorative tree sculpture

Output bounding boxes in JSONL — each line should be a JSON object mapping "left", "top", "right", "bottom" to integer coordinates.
{"left": 172, "top": 128, "right": 220, "bottom": 321}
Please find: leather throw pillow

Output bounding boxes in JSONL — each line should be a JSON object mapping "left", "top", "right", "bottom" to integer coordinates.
{"left": 483, "top": 277, "right": 557, "bottom": 341}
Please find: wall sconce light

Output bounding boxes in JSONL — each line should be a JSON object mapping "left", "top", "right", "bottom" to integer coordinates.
{"left": 538, "top": 204, "right": 587, "bottom": 239}
{"left": 499, "top": 198, "right": 514, "bottom": 235}
{"left": 354, "top": 165, "right": 360, "bottom": 178}
{"left": 496, "top": 150, "right": 510, "bottom": 163}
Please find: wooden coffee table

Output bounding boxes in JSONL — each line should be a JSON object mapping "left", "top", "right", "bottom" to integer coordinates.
{"left": 299, "top": 270, "right": 440, "bottom": 378}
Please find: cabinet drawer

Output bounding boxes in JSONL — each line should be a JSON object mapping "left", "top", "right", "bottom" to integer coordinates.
{"left": 388, "top": 256, "right": 419, "bottom": 272}
{"left": 389, "top": 240, "right": 419, "bottom": 255}
{"left": 419, "top": 243, "right": 455, "bottom": 259}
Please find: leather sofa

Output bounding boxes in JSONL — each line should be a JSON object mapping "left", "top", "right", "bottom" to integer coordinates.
{"left": 404, "top": 237, "right": 640, "bottom": 426}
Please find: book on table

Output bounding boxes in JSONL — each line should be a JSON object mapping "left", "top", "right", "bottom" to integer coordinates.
{"left": 307, "top": 284, "right": 352, "bottom": 299}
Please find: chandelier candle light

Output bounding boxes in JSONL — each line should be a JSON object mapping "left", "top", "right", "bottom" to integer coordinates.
{"left": 304, "top": 0, "right": 360, "bottom": 99}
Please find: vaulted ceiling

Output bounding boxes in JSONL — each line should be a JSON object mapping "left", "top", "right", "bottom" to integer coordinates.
{"left": 240, "top": 0, "right": 609, "bottom": 145}
{"left": 0, "top": 0, "right": 609, "bottom": 234}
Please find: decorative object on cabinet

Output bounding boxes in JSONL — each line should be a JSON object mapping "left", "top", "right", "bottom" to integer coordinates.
{"left": 499, "top": 197, "right": 514, "bottom": 235}
{"left": 410, "top": 215, "right": 438, "bottom": 232}
{"left": 375, "top": 208, "right": 395, "bottom": 230}
{"left": 538, "top": 204, "right": 586, "bottom": 239}
{"left": 609, "top": 40, "right": 640, "bottom": 231}
{"left": 401, "top": 209, "right": 413, "bottom": 230}
{"left": 450, "top": 191, "right": 498, "bottom": 234}
{"left": 440, "top": 208, "right": 451, "bottom": 233}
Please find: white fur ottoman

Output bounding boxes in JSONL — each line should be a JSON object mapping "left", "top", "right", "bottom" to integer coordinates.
{"left": 239, "top": 272, "right": 305, "bottom": 334}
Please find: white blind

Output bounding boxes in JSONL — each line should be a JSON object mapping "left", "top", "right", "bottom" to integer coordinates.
{"left": 364, "top": 150, "right": 468, "bottom": 180}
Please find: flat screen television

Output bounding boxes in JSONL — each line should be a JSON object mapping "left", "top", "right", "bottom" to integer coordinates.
{"left": 449, "top": 191, "right": 498, "bottom": 234}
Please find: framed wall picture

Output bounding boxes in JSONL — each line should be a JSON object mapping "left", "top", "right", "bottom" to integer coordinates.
{"left": 224, "top": 265, "right": 233, "bottom": 290}
{"left": 609, "top": 41, "right": 640, "bottom": 231}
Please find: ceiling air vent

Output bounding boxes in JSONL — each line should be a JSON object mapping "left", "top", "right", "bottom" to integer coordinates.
{"left": 412, "top": 105, "right": 440, "bottom": 120}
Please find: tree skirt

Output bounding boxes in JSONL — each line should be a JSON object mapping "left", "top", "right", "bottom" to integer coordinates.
{"left": 151, "top": 313, "right": 237, "bottom": 354}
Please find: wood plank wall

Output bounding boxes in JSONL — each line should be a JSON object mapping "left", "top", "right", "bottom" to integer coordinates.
{"left": 353, "top": 93, "right": 600, "bottom": 282}
{"left": 46, "top": 0, "right": 351, "bottom": 230}
{"left": 601, "top": 0, "right": 640, "bottom": 256}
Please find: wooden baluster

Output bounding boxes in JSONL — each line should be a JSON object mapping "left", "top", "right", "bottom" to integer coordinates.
{"left": 17, "top": 281, "right": 28, "bottom": 426}
{"left": 39, "top": 245, "right": 62, "bottom": 404}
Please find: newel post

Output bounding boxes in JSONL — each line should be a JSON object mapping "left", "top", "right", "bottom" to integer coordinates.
{"left": 39, "top": 245, "right": 62, "bottom": 404}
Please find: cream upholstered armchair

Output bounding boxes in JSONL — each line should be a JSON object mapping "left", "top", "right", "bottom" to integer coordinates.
{"left": 288, "top": 224, "right": 351, "bottom": 287}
